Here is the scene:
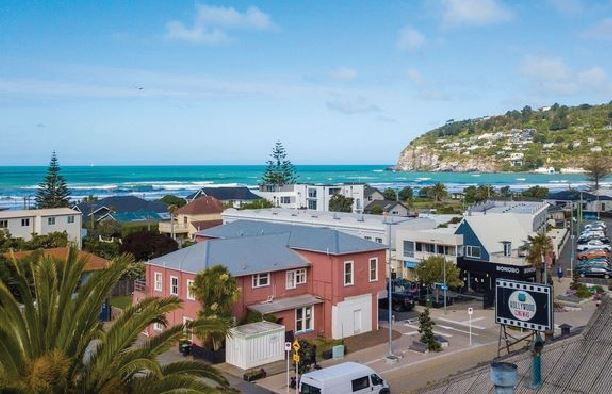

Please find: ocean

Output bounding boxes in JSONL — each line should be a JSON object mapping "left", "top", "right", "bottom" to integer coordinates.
{"left": 0, "top": 165, "right": 606, "bottom": 209}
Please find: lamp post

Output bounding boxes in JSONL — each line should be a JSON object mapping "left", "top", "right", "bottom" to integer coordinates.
{"left": 385, "top": 215, "right": 397, "bottom": 362}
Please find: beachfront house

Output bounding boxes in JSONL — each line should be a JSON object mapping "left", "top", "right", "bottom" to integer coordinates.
{"left": 186, "top": 186, "right": 260, "bottom": 208}
{"left": 73, "top": 195, "right": 168, "bottom": 224}
{"left": 134, "top": 220, "right": 387, "bottom": 340}
{"left": 255, "top": 183, "right": 367, "bottom": 213}
{"left": 0, "top": 208, "right": 82, "bottom": 246}
{"left": 158, "top": 196, "right": 224, "bottom": 241}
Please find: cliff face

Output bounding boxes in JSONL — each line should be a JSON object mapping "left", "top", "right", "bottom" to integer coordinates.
{"left": 397, "top": 146, "right": 498, "bottom": 172}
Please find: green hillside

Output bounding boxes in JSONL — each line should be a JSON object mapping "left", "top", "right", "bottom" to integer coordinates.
{"left": 400, "top": 102, "right": 612, "bottom": 172}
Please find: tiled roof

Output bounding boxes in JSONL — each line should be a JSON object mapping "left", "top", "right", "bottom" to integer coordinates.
{"left": 422, "top": 296, "right": 612, "bottom": 394}
{"left": 6, "top": 247, "right": 110, "bottom": 271}
{"left": 191, "top": 219, "right": 224, "bottom": 231}
{"left": 364, "top": 199, "right": 406, "bottom": 213}
{"left": 197, "top": 220, "right": 388, "bottom": 255}
{"left": 186, "top": 187, "right": 260, "bottom": 201}
{"left": 176, "top": 196, "right": 224, "bottom": 215}
{"left": 75, "top": 196, "right": 168, "bottom": 216}
{"left": 547, "top": 191, "right": 612, "bottom": 201}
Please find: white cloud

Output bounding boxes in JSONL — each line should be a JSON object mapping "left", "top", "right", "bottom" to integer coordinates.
{"left": 326, "top": 96, "right": 381, "bottom": 114}
{"left": 396, "top": 26, "right": 425, "bottom": 51}
{"left": 519, "top": 55, "right": 612, "bottom": 96}
{"left": 165, "top": 4, "right": 274, "bottom": 45}
{"left": 583, "top": 18, "right": 612, "bottom": 40}
{"left": 329, "top": 67, "right": 358, "bottom": 81}
{"left": 548, "top": 0, "right": 584, "bottom": 16}
{"left": 405, "top": 68, "right": 450, "bottom": 100}
{"left": 441, "top": 0, "right": 513, "bottom": 28}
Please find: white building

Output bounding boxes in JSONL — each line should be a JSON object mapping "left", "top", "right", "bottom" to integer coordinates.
{"left": 255, "top": 183, "right": 366, "bottom": 213}
{"left": 220, "top": 208, "right": 438, "bottom": 275}
{"left": 0, "top": 208, "right": 82, "bottom": 246}
{"left": 395, "top": 226, "right": 464, "bottom": 279}
{"left": 466, "top": 200, "right": 549, "bottom": 232}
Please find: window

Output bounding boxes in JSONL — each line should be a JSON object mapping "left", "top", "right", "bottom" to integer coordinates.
{"left": 344, "top": 261, "right": 354, "bottom": 286}
{"left": 21, "top": 218, "right": 30, "bottom": 227}
{"left": 0, "top": 219, "right": 7, "bottom": 229}
{"left": 403, "top": 241, "right": 414, "bottom": 258}
{"left": 503, "top": 242, "right": 511, "bottom": 257}
{"left": 371, "top": 374, "right": 384, "bottom": 387}
{"left": 286, "top": 268, "right": 307, "bottom": 289}
{"left": 375, "top": 238, "right": 382, "bottom": 244}
{"left": 280, "top": 196, "right": 291, "bottom": 204}
{"left": 154, "top": 272, "right": 163, "bottom": 292}
{"left": 308, "top": 188, "right": 317, "bottom": 198}
{"left": 300, "top": 383, "right": 321, "bottom": 394}
{"left": 369, "top": 258, "right": 378, "bottom": 282}
{"left": 415, "top": 242, "right": 423, "bottom": 252}
{"left": 252, "top": 273, "right": 270, "bottom": 288}
{"left": 308, "top": 200, "right": 317, "bottom": 210}
{"left": 47, "top": 217, "right": 55, "bottom": 225}
{"left": 170, "top": 276, "right": 178, "bottom": 295}
{"left": 67, "top": 215, "right": 74, "bottom": 224}
{"left": 186, "top": 279, "right": 195, "bottom": 300}
{"left": 153, "top": 322, "right": 163, "bottom": 331}
{"left": 364, "top": 235, "right": 372, "bottom": 241}
{"left": 296, "top": 306, "right": 313, "bottom": 332}
{"left": 351, "top": 376, "right": 370, "bottom": 391}
{"left": 466, "top": 246, "right": 481, "bottom": 259}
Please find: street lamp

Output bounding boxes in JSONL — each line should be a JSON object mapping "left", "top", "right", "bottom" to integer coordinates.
{"left": 384, "top": 214, "right": 397, "bottom": 362}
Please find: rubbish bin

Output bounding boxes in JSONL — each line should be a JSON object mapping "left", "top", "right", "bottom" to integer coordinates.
{"left": 179, "top": 340, "right": 192, "bottom": 356}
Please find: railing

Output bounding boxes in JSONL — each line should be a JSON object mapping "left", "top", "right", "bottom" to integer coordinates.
{"left": 158, "top": 221, "right": 189, "bottom": 233}
{"left": 134, "top": 279, "right": 147, "bottom": 293}
{"left": 489, "top": 252, "right": 529, "bottom": 266}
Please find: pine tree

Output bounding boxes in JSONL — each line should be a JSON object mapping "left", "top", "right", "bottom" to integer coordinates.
{"left": 418, "top": 307, "right": 441, "bottom": 351}
{"left": 261, "top": 141, "right": 297, "bottom": 187}
{"left": 35, "top": 151, "right": 71, "bottom": 208}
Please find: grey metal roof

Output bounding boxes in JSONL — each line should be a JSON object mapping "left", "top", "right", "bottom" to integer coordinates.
{"left": 197, "top": 220, "right": 388, "bottom": 255}
{"left": 229, "top": 321, "right": 284, "bottom": 337}
{"left": 421, "top": 296, "right": 612, "bottom": 394}
{"left": 148, "top": 232, "right": 310, "bottom": 276}
{"left": 247, "top": 294, "right": 324, "bottom": 314}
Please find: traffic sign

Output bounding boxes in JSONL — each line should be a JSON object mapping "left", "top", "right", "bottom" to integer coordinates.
{"left": 292, "top": 339, "right": 300, "bottom": 351}
{"left": 292, "top": 354, "right": 300, "bottom": 363}
{"left": 440, "top": 285, "right": 448, "bottom": 291}
{"left": 284, "top": 342, "right": 292, "bottom": 351}
{"left": 468, "top": 307, "right": 473, "bottom": 315}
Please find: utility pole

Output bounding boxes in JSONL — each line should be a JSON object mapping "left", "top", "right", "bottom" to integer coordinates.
{"left": 385, "top": 215, "right": 397, "bottom": 362}
{"left": 443, "top": 257, "right": 447, "bottom": 315}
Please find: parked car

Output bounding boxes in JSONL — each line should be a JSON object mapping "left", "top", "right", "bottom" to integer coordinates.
{"left": 576, "top": 264, "right": 612, "bottom": 279}
{"left": 577, "top": 249, "right": 610, "bottom": 260}
{"left": 577, "top": 241, "right": 611, "bottom": 252}
{"left": 378, "top": 278, "right": 418, "bottom": 312}
{"left": 576, "top": 258, "right": 609, "bottom": 268}
{"left": 299, "top": 362, "right": 390, "bottom": 394}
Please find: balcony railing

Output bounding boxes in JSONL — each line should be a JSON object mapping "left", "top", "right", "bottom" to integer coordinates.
{"left": 159, "top": 221, "right": 189, "bottom": 234}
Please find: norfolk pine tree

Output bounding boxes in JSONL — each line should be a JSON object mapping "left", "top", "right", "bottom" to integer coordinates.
{"left": 35, "top": 151, "right": 71, "bottom": 208}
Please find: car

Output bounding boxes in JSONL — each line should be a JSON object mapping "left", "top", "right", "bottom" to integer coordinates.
{"left": 576, "top": 265, "right": 612, "bottom": 279}
{"left": 576, "top": 259, "right": 609, "bottom": 268}
{"left": 577, "top": 242, "right": 612, "bottom": 252}
{"left": 378, "top": 278, "right": 418, "bottom": 312}
{"left": 580, "top": 231, "right": 606, "bottom": 239}
{"left": 577, "top": 249, "right": 610, "bottom": 260}
{"left": 299, "top": 362, "right": 390, "bottom": 394}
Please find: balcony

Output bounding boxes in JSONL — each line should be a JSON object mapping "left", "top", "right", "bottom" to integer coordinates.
{"left": 489, "top": 252, "right": 529, "bottom": 266}
{"left": 159, "top": 221, "right": 189, "bottom": 234}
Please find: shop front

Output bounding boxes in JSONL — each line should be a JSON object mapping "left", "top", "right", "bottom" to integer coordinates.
{"left": 457, "top": 257, "right": 537, "bottom": 308}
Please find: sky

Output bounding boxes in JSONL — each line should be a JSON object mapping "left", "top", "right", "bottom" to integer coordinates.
{"left": 1, "top": 0, "right": 611, "bottom": 165}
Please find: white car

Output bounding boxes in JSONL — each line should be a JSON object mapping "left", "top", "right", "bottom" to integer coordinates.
{"left": 299, "top": 362, "right": 390, "bottom": 394}
{"left": 577, "top": 241, "right": 612, "bottom": 252}
{"left": 581, "top": 231, "right": 606, "bottom": 238}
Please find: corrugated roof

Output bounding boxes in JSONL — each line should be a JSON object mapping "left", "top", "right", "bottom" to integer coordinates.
{"left": 462, "top": 215, "right": 531, "bottom": 254}
{"left": 247, "top": 294, "right": 324, "bottom": 314}
{"left": 75, "top": 196, "right": 167, "bottom": 216}
{"left": 176, "top": 196, "right": 224, "bottom": 215}
{"left": 148, "top": 232, "right": 310, "bottom": 276}
{"left": 187, "top": 186, "right": 260, "bottom": 201}
{"left": 422, "top": 297, "right": 612, "bottom": 394}
{"left": 197, "top": 220, "right": 387, "bottom": 255}
{"left": 0, "top": 208, "right": 78, "bottom": 218}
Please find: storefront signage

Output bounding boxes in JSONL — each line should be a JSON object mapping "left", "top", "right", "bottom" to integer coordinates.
{"left": 495, "top": 279, "right": 553, "bottom": 331}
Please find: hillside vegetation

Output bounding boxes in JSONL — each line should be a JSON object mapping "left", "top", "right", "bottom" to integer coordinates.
{"left": 397, "top": 102, "right": 612, "bottom": 172}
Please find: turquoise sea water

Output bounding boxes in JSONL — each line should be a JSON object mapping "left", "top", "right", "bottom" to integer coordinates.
{"left": 0, "top": 165, "right": 606, "bottom": 209}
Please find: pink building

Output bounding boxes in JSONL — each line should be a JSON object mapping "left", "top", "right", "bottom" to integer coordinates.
{"left": 134, "top": 220, "right": 387, "bottom": 341}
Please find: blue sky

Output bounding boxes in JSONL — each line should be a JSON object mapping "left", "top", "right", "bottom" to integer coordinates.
{"left": 1, "top": 0, "right": 611, "bottom": 165}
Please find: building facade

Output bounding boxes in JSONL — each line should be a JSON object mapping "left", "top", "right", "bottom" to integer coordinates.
{"left": 134, "top": 220, "right": 387, "bottom": 341}
{"left": 0, "top": 208, "right": 82, "bottom": 246}
{"left": 255, "top": 183, "right": 367, "bottom": 213}
{"left": 158, "top": 196, "right": 224, "bottom": 240}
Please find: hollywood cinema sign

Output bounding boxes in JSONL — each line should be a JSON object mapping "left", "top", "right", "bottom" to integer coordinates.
{"left": 495, "top": 279, "right": 553, "bottom": 331}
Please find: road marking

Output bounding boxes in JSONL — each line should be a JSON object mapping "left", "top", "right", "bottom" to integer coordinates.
{"left": 437, "top": 316, "right": 487, "bottom": 330}
{"left": 437, "top": 324, "right": 480, "bottom": 336}
{"left": 404, "top": 324, "right": 452, "bottom": 338}
{"left": 402, "top": 331, "right": 419, "bottom": 336}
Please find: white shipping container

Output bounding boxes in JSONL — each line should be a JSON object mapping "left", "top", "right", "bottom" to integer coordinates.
{"left": 225, "top": 321, "right": 285, "bottom": 370}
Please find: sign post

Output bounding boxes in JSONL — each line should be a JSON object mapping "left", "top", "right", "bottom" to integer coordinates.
{"left": 292, "top": 340, "right": 300, "bottom": 394}
{"left": 284, "top": 342, "right": 292, "bottom": 392}
{"left": 468, "top": 307, "right": 473, "bottom": 346}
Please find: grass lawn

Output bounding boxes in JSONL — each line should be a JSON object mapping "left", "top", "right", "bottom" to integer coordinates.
{"left": 110, "top": 295, "right": 132, "bottom": 310}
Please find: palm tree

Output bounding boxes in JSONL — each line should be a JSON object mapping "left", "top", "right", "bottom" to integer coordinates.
{"left": 525, "top": 230, "right": 553, "bottom": 283}
{"left": 427, "top": 182, "right": 448, "bottom": 206}
{"left": 0, "top": 247, "right": 231, "bottom": 393}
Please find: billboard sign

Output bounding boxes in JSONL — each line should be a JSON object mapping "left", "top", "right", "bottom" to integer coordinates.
{"left": 495, "top": 279, "right": 553, "bottom": 331}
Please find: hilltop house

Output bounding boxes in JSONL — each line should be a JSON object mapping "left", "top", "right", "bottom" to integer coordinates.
{"left": 0, "top": 208, "right": 82, "bottom": 246}
{"left": 158, "top": 196, "right": 224, "bottom": 241}
{"left": 134, "top": 220, "right": 387, "bottom": 340}
{"left": 74, "top": 196, "right": 168, "bottom": 223}
{"left": 186, "top": 186, "right": 260, "bottom": 208}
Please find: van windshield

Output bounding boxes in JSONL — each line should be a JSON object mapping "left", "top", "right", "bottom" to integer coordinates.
{"left": 301, "top": 382, "right": 322, "bottom": 394}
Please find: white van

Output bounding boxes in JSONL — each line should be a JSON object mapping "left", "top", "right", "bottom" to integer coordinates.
{"left": 299, "top": 362, "right": 390, "bottom": 394}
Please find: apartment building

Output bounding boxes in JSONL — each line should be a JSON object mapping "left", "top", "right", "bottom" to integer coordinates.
{"left": 0, "top": 208, "right": 82, "bottom": 246}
